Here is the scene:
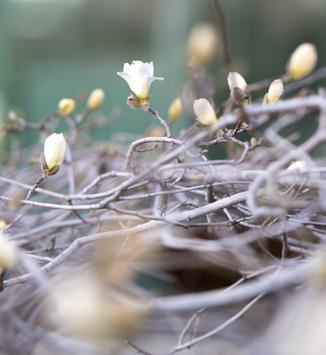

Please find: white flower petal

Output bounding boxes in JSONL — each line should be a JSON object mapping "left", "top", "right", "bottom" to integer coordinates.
{"left": 149, "top": 61, "right": 154, "bottom": 76}
{"left": 117, "top": 71, "right": 132, "bottom": 84}
{"left": 153, "top": 76, "right": 164, "bottom": 81}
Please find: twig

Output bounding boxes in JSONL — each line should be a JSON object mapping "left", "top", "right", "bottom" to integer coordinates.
{"left": 208, "top": 0, "right": 233, "bottom": 69}
{"left": 152, "top": 263, "right": 311, "bottom": 312}
{"left": 146, "top": 107, "right": 171, "bottom": 137}
{"left": 124, "top": 137, "right": 183, "bottom": 172}
{"left": 170, "top": 293, "right": 264, "bottom": 354}
{"left": 126, "top": 340, "right": 152, "bottom": 355}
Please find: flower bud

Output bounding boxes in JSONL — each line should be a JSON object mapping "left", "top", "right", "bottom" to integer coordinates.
{"left": 43, "top": 133, "right": 67, "bottom": 175}
{"left": 286, "top": 43, "right": 317, "bottom": 81}
{"left": 87, "top": 89, "right": 105, "bottom": 112}
{"left": 227, "top": 72, "right": 247, "bottom": 92}
{"left": 264, "top": 79, "right": 284, "bottom": 104}
{"left": 145, "top": 126, "right": 165, "bottom": 137}
{"left": 250, "top": 137, "right": 258, "bottom": 147}
{"left": 47, "top": 273, "right": 141, "bottom": 340}
{"left": 187, "top": 23, "right": 218, "bottom": 65}
{"left": 193, "top": 98, "right": 217, "bottom": 126}
{"left": 287, "top": 160, "right": 308, "bottom": 173}
{"left": 58, "top": 98, "right": 76, "bottom": 116}
{"left": 0, "top": 233, "right": 18, "bottom": 269}
{"left": 0, "top": 220, "right": 7, "bottom": 230}
{"left": 227, "top": 72, "right": 249, "bottom": 104}
{"left": 168, "top": 98, "right": 182, "bottom": 122}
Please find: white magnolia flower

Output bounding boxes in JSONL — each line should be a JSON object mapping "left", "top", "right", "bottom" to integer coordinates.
{"left": 193, "top": 98, "right": 217, "bottom": 126}
{"left": 43, "top": 133, "right": 67, "bottom": 174}
{"left": 117, "top": 61, "right": 163, "bottom": 100}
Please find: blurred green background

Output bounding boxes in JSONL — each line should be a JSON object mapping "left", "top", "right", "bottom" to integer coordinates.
{"left": 0, "top": 0, "right": 325, "bottom": 141}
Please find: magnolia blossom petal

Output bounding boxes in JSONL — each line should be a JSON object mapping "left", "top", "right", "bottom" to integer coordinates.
{"left": 138, "top": 61, "right": 154, "bottom": 78}
{"left": 139, "top": 76, "right": 163, "bottom": 99}
{"left": 117, "top": 71, "right": 134, "bottom": 88}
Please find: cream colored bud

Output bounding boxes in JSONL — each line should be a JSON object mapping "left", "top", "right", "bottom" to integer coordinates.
{"left": 193, "top": 98, "right": 217, "bottom": 126}
{"left": 227, "top": 72, "right": 247, "bottom": 92}
{"left": 187, "top": 23, "right": 218, "bottom": 65}
{"left": 87, "top": 89, "right": 105, "bottom": 112}
{"left": 287, "top": 43, "right": 317, "bottom": 80}
{"left": 168, "top": 98, "right": 182, "bottom": 122}
{"left": 47, "top": 273, "right": 141, "bottom": 340}
{"left": 250, "top": 137, "right": 258, "bottom": 147}
{"left": 50, "top": 278, "right": 107, "bottom": 338}
{"left": 43, "top": 133, "right": 67, "bottom": 175}
{"left": 0, "top": 233, "right": 19, "bottom": 268}
{"left": 0, "top": 220, "right": 7, "bottom": 230}
{"left": 58, "top": 98, "right": 76, "bottom": 116}
{"left": 227, "top": 72, "right": 249, "bottom": 104}
{"left": 287, "top": 160, "right": 308, "bottom": 173}
{"left": 145, "top": 126, "right": 165, "bottom": 137}
{"left": 264, "top": 79, "right": 284, "bottom": 104}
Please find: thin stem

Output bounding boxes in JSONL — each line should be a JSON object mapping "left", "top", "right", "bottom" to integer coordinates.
{"left": 208, "top": 0, "right": 232, "bottom": 69}
{"left": 4, "top": 174, "right": 47, "bottom": 231}
{"left": 147, "top": 107, "right": 171, "bottom": 137}
{"left": 170, "top": 293, "right": 264, "bottom": 354}
{"left": 124, "top": 137, "right": 182, "bottom": 172}
{"left": 25, "top": 174, "right": 46, "bottom": 201}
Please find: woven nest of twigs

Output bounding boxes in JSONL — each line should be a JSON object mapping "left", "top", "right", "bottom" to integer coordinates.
{"left": 1, "top": 33, "right": 326, "bottom": 355}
